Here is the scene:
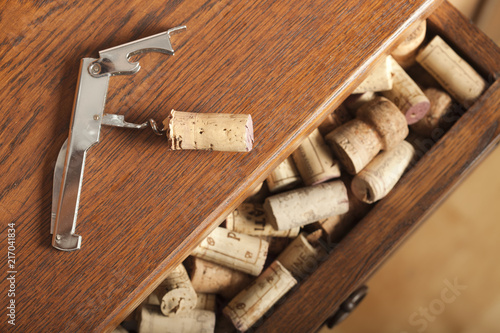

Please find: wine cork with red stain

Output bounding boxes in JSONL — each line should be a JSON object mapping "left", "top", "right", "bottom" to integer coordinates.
{"left": 191, "top": 227, "right": 268, "bottom": 276}
{"left": 223, "top": 261, "right": 297, "bottom": 332}
{"left": 351, "top": 140, "right": 416, "bottom": 203}
{"left": 353, "top": 56, "right": 393, "bottom": 94}
{"left": 226, "top": 203, "right": 300, "bottom": 237}
{"left": 139, "top": 305, "right": 216, "bottom": 333}
{"left": 187, "top": 257, "right": 252, "bottom": 299}
{"left": 416, "top": 35, "right": 487, "bottom": 107}
{"left": 381, "top": 57, "right": 430, "bottom": 124}
{"left": 392, "top": 20, "right": 427, "bottom": 68}
{"left": 276, "top": 233, "right": 325, "bottom": 280}
{"left": 410, "top": 88, "right": 454, "bottom": 137}
{"left": 154, "top": 264, "right": 198, "bottom": 317}
{"left": 266, "top": 156, "right": 302, "bottom": 193}
{"left": 165, "top": 110, "right": 254, "bottom": 152}
{"left": 292, "top": 129, "right": 341, "bottom": 186}
{"left": 263, "top": 180, "right": 349, "bottom": 231}
{"left": 325, "top": 97, "right": 409, "bottom": 174}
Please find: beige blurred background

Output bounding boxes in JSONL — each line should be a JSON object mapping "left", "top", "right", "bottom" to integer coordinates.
{"left": 320, "top": 1, "right": 500, "bottom": 332}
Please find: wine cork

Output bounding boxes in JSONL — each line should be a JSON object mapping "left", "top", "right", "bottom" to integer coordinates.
{"left": 226, "top": 203, "right": 300, "bottom": 237}
{"left": 292, "top": 129, "right": 341, "bottom": 185}
{"left": 305, "top": 228, "right": 323, "bottom": 247}
{"left": 147, "top": 292, "right": 161, "bottom": 306}
{"left": 353, "top": 56, "right": 393, "bottom": 93}
{"left": 165, "top": 110, "right": 253, "bottom": 152}
{"left": 148, "top": 290, "right": 216, "bottom": 311}
{"left": 381, "top": 56, "right": 430, "bottom": 124}
{"left": 187, "top": 257, "right": 252, "bottom": 299}
{"left": 195, "top": 293, "right": 217, "bottom": 312}
{"left": 112, "top": 326, "right": 128, "bottom": 333}
{"left": 325, "top": 97, "right": 409, "bottom": 174}
{"left": 247, "top": 182, "right": 263, "bottom": 198}
{"left": 223, "top": 261, "right": 297, "bottom": 332}
{"left": 344, "top": 91, "right": 376, "bottom": 113}
{"left": 276, "top": 233, "right": 324, "bottom": 279}
{"left": 351, "top": 140, "right": 416, "bottom": 203}
{"left": 263, "top": 180, "right": 349, "bottom": 230}
{"left": 191, "top": 227, "right": 269, "bottom": 276}
{"left": 392, "top": 20, "right": 427, "bottom": 68}
{"left": 317, "top": 105, "right": 353, "bottom": 136}
{"left": 416, "top": 35, "right": 486, "bottom": 107}
{"left": 154, "top": 264, "right": 197, "bottom": 317}
{"left": 215, "top": 315, "right": 238, "bottom": 333}
{"left": 318, "top": 180, "right": 371, "bottom": 244}
{"left": 410, "top": 88, "right": 454, "bottom": 137}
{"left": 266, "top": 157, "right": 302, "bottom": 193}
{"left": 139, "top": 305, "right": 215, "bottom": 333}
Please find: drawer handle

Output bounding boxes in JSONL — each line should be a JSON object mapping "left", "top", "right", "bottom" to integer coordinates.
{"left": 325, "top": 285, "right": 368, "bottom": 328}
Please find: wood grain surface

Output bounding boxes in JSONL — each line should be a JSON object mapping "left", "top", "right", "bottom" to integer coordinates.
{"left": 256, "top": 3, "right": 500, "bottom": 332}
{"left": 0, "top": 0, "right": 445, "bottom": 332}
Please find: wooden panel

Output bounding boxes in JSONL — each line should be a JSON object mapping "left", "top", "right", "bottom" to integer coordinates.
{"left": 256, "top": 3, "right": 500, "bottom": 332}
{"left": 0, "top": 0, "right": 443, "bottom": 332}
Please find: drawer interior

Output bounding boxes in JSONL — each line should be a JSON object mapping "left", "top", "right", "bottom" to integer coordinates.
{"left": 253, "top": 2, "right": 500, "bottom": 332}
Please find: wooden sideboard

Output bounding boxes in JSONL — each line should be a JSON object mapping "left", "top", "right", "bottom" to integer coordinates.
{"left": 1, "top": 0, "right": 498, "bottom": 332}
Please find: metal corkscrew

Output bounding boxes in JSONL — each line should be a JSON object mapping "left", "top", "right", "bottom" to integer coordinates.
{"left": 51, "top": 26, "right": 186, "bottom": 251}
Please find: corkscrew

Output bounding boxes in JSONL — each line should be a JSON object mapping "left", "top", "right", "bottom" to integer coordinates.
{"left": 51, "top": 26, "right": 186, "bottom": 251}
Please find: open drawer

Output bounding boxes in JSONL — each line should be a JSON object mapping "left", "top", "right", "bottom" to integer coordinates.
{"left": 1, "top": 0, "right": 499, "bottom": 332}
{"left": 255, "top": 2, "right": 500, "bottom": 332}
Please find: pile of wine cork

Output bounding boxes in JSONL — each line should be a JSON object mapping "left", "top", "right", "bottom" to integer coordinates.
{"left": 114, "top": 21, "right": 487, "bottom": 333}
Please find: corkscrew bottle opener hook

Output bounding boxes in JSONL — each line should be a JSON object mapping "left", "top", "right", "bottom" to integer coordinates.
{"left": 51, "top": 26, "right": 186, "bottom": 251}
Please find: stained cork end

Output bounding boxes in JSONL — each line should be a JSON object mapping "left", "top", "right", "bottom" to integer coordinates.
{"left": 405, "top": 100, "right": 431, "bottom": 125}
